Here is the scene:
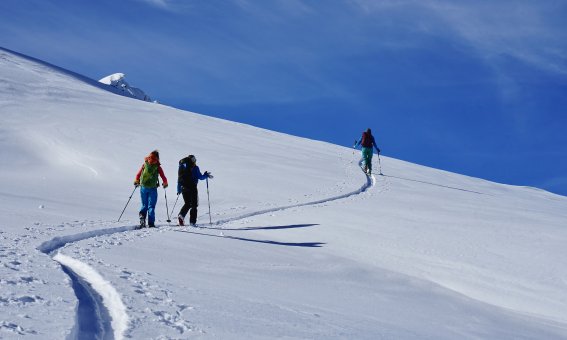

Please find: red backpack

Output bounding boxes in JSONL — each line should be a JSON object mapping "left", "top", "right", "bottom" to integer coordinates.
{"left": 361, "top": 132, "right": 373, "bottom": 147}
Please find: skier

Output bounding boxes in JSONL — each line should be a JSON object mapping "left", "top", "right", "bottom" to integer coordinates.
{"left": 134, "top": 150, "right": 168, "bottom": 228}
{"left": 177, "top": 155, "right": 213, "bottom": 227}
{"left": 354, "top": 128, "right": 381, "bottom": 175}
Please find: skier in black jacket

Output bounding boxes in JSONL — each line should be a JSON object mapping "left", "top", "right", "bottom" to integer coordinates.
{"left": 177, "top": 155, "right": 212, "bottom": 226}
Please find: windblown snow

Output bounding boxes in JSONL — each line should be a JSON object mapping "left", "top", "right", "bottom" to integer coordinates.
{"left": 1, "top": 46, "right": 567, "bottom": 339}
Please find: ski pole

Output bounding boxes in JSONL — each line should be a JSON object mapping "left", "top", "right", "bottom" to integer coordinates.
{"left": 164, "top": 187, "right": 171, "bottom": 223}
{"left": 378, "top": 153, "right": 383, "bottom": 175}
{"left": 206, "top": 177, "right": 212, "bottom": 226}
{"left": 118, "top": 186, "right": 138, "bottom": 222}
{"left": 171, "top": 193, "right": 180, "bottom": 217}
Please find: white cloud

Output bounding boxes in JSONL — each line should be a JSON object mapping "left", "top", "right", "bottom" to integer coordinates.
{"left": 348, "top": 0, "right": 567, "bottom": 76}
{"left": 136, "top": 0, "right": 171, "bottom": 10}
{"left": 426, "top": 1, "right": 567, "bottom": 76}
{"left": 345, "top": 0, "right": 567, "bottom": 135}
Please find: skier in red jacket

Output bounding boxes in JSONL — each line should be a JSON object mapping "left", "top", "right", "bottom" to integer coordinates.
{"left": 134, "top": 150, "right": 168, "bottom": 228}
{"left": 354, "top": 128, "right": 381, "bottom": 175}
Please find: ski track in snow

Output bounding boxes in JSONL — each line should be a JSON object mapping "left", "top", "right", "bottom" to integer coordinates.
{"left": 213, "top": 172, "right": 375, "bottom": 225}
{"left": 37, "top": 226, "right": 136, "bottom": 254}
{"left": 54, "top": 253, "right": 128, "bottom": 340}
{"left": 37, "top": 226, "right": 135, "bottom": 340}
{"left": 32, "top": 169, "right": 378, "bottom": 338}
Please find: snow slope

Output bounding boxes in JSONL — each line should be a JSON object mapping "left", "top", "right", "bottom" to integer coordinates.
{"left": 1, "top": 47, "right": 567, "bottom": 339}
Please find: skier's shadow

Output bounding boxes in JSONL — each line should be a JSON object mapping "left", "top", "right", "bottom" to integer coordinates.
{"left": 173, "top": 223, "right": 324, "bottom": 248}
{"left": 203, "top": 223, "right": 318, "bottom": 231}
{"left": 383, "top": 175, "right": 486, "bottom": 195}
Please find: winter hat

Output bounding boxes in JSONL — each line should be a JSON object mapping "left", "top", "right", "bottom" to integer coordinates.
{"left": 146, "top": 150, "right": 160, "bottom": 164}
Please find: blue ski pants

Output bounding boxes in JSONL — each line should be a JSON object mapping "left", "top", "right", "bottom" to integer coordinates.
{"left": 139, "top": 186, "right": 158, "bottom": 224}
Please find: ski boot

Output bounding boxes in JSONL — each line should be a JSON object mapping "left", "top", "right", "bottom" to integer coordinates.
{"left": 138, "top": 214, "right": 146, "bottom": 229}
{"left": 178, "top": 215, "right": 185, "bottom": 226}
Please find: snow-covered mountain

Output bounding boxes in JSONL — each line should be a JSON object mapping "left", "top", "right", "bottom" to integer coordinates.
{"left": 1, "top": 47, "right": 566, "bottom": 339}
{"left": 99, "top": 73, "right": 153, "bottom": 102}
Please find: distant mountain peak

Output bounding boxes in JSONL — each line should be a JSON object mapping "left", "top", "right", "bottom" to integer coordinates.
{"left": 99, "top": 73, "right": 153, "bottom": 102}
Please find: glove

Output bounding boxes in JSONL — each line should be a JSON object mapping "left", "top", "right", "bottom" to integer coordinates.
{"left": 163, "top": 182, "right": 168, "bottom": 189}
{"left": 377, "top": 148, "right": 381, "bottom": 154}
{"left": 134, "top": 181, "right": 140, "bottom": 187}
{"left": 177, "top": 184, "right": 182, "bottom": 194}
{"left": 205, "top": 171, "right": 213, "bottom": 179}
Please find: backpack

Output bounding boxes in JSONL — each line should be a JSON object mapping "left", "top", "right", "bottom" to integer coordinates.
{"left": 361, "top": 132, "right": 373, "bottom": 148}
{"left": 178, "top": 157, "right": 196, "bottom": 189}
{"left": 140, "top": 161, "right": 159, "bottom": 187}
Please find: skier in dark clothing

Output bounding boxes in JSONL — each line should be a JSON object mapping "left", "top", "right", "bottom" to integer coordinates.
{"left": 354, "top": 128, "right": 381, "bottom": 175}
{"left": 177, "top": 155, "right": 212, "bottom": 226}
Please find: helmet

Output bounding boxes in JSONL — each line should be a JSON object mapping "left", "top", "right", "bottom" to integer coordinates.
{"left": 189, "top": 155, "right": 196, "bottom": 164}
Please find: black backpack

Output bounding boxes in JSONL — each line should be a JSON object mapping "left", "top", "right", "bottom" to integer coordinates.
{"left": 178, "top": 157, "right": 196, "bottom": 189}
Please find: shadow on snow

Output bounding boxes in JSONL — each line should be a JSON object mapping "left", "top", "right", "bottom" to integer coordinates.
{"left": 383, "top": 174, "right": 486, "bottom": 195}
{"left": 60, "top": 265, "right": 112, "bottom": 340}
{"left": 201, "top": 223, "right": 319, "bottom": 231}
{"left": 174, "top": 223, "right": 324, "bottom": 248}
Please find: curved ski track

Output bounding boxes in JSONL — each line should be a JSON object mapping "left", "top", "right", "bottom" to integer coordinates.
{"left": 214, "top": 173, "right": 375, "bottom": 225}
{"left": 36, "top": 172, "right": 377, "bottom": 339}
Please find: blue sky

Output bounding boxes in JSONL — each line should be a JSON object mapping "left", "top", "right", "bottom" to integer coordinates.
{"left": 1, "top": 0, "right": 566, "bottom": 195}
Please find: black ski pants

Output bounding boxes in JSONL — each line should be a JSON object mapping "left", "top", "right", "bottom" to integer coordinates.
{"left": 179, "top": 187, "right": 199, "bottom": 224}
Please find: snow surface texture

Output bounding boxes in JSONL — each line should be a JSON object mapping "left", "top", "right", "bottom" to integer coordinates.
{"left": 99, "top": 73, "right": 153, "bottom": 102}
{"left": 1, "top": 46, "right": 567, "bottom": 339}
